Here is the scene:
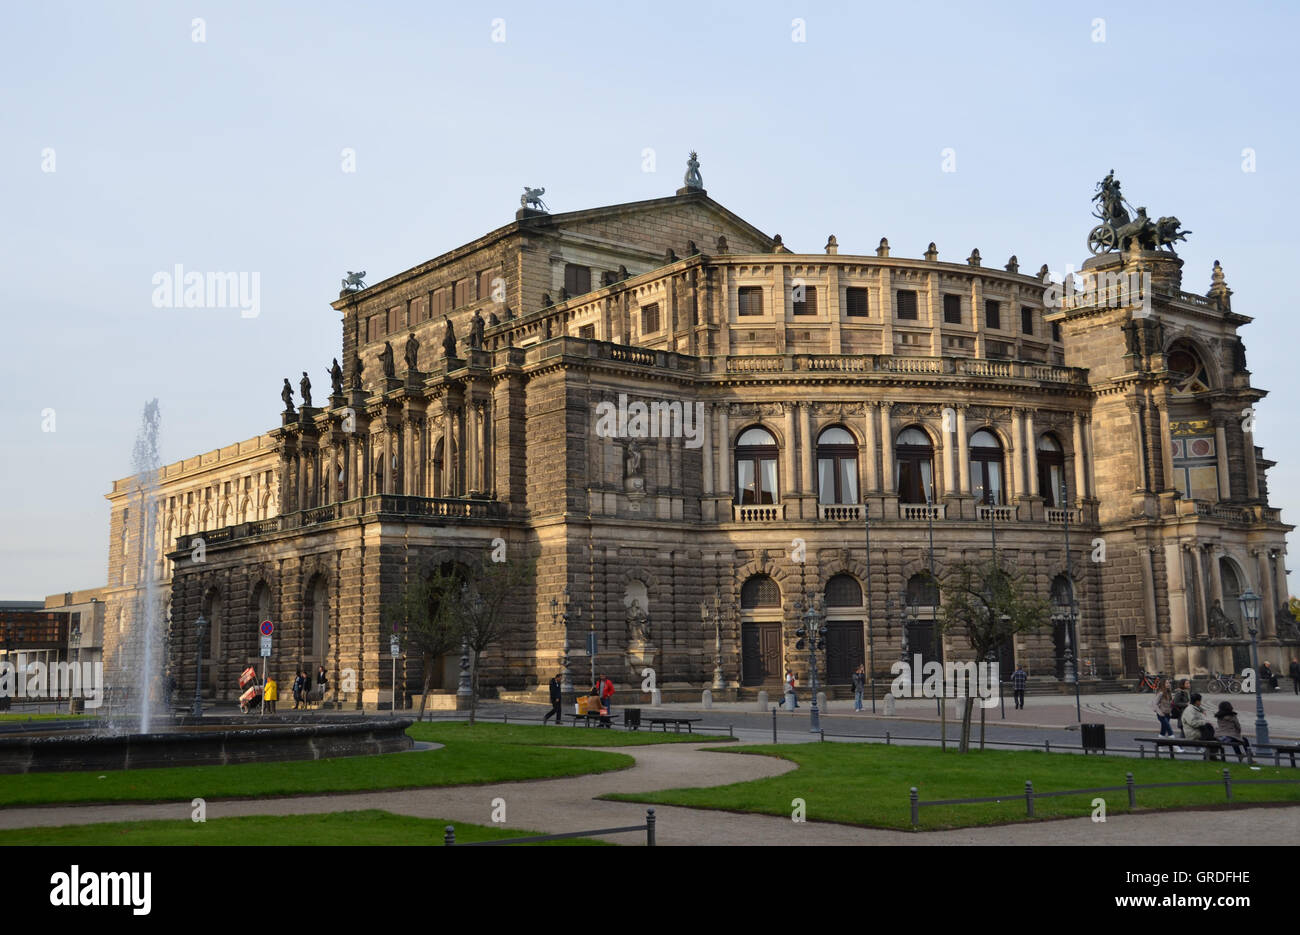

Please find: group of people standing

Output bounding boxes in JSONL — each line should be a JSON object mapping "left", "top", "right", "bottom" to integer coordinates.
{"left": 290, "top": 665, "right": 328, "bottom": 710}
{"left": 1151, "top": 677, "right": 1251, "bottom": 760}
{"left": 542, "top": 672, "right": 615, "bottom": 726}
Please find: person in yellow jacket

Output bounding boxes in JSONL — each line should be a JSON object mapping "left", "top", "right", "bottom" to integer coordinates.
{"left": 263, "top": 675, "right": 278, "bottom": 714}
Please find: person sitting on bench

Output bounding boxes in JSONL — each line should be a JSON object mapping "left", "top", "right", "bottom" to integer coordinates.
{"left": 1180, "top": 693, "right": 1216, "bottom": 744}
{"left": 1215, "top": 700, "right": 1251, "bottom": 762}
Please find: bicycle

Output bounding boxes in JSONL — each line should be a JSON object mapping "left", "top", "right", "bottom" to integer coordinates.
{"left": 1206, "top": 671, "right": 1242, "bottom": 694}
{"left": 1136, "top": 668, "right": 1162, "bottom": 693}
{"left": 1080, "top": 658, "right": 1098, "bottom": 678}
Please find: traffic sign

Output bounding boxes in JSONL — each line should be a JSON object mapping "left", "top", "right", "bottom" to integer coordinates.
{"left": 586, "top": 632, "right": 598, "bottom": 656}
{"left": 260, "top": 634, "right": 272, "bottom": 657}
{"left": 390, "top": 635, "right": 400, "bottom": 657}
{"left": 260, "top": 620, "right": 274, "bottom": 636}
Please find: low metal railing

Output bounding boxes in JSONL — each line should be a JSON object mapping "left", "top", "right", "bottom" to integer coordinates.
{"left": 444, "top": 808, "right": 656, "bottom": 846}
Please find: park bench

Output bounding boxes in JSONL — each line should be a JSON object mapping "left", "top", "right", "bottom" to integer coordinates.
{"left": 645, "top": 716, "right": 702, "bottom": 734}
{"left": 1265, "top": 743, "right": 1300, "bottom": 767}
{"left": 569, "top": 712, "right": 611, "bottom": 728}
{"left": 1134, "top": 736, "right": 1228, "bottom": 761}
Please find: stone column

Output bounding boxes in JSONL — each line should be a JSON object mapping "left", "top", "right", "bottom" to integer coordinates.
{"left": 1157, "top": 404, "right": 1174, "bottom": 492}
{"left": 956, "top": 405, "right": 970, "bottom": 495}
{"left": 443, "top": 405, "right": 456, "bottom": 497}
{"left": 718, "top": 406, "right": 731, "bottom": 496}
{"left": 879, "top": 402, "right": 894, "bottom": 493}
{"left": 477, "top": 401, "right": 488, "bottom": 494}
{"left": 1140, "top": 547, "right": 1159, "bottom": 638}
{"left": 1131, "top": 404, "right": 1147, "bottom": 491}
{"left": 1190, "top": 544, "right": 1209, "bottom": 637}
{"left": 1025, "top": 411, "right": 1038, "bottom": 496}
{"left": 783, "top": 404, "right": 797, "bottom": 499}
{"left": 296, "top": 452, "right": 307, "bottom": 511}
{"left": 1209, "top": 547, "right": 1224, "bottom": 610}
{"left": 1215, "top": 420, "right": 1231, "bottom": 501}
{"left": 799, "top": 402, "right": 814, "bottom": 495}
{"left": 1272, "top": 551, "right": 1288, "bottom": 615}
{"left": 466, "top": 403, "right": 479, "bottom": 494}
{"left": 381, "top": 430, "right": 393, "bottom": 495}
{"left": 1011, "top": 409, "right": 1025, "bottom": 499}
{"left": 1245, "top": 428, "right": 1260, "bottom": 500}
{"left": 863, "top": 402, "right": 878, "bottom": 493}
{"left": 1255, "top": 549, "right": 1277, "bottom": 639}
{"left": 1165, "top": 541, "right": 1190, "bottom": 677}
{"left": 701, "top": 403, "right": 714, "bottom": 496}
{"left": 1072, "top": 412, "right": 1087, "bottom": 502}
{"left": 939, "top": 419, "right": 953, "bottom": 498}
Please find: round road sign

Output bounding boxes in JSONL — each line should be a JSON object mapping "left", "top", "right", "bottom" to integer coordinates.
{"left": 260, "top": 620, "right": 274, "bottom": 636}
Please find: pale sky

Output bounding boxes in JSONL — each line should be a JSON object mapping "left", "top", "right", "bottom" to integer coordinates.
{"left": 2, "top": 0, "right": 1297, "bottom": 597}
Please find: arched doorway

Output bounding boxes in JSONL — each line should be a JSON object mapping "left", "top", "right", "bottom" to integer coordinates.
{"left": 1218, "top": 558, "right": 1252, "bottom": 673}
{"left": 904, "top": 573, "right": 942, "bottom": 668}
{"left": 1038, "top": 434, "right": 1066, "bottom": 506}
{"left": 1050, "top": 574, "right": 1074, "bottom": 680}
{"left": 823, "top": 573, "right": 864, "bottom": 684}
{"left": 200, "top": 588, "right": 222, "bottom": 699}
{"left": 740, "top": 574, "right": 782, "bottom": 686}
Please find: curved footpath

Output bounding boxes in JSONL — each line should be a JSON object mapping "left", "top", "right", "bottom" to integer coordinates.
{"left": 0, "top": 743, "right": 1293, "bottom": 845}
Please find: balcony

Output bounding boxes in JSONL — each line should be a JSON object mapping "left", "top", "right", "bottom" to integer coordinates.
{"left": 899, "top": 503, "right": 945, "bottom": 521}
{"left": 976, "top": 504, "right": 1015, "bottom": 522}
{"left": 818, "top": 504, "right": 863, "bottom": 521}
{"left": 1182, "top": 500, "right": 1284, "bottom": 526}
{"left": 716, "top": 353, "right": 1087, "bottom": 384}
{"left": 732, "top": 503, "right": 786, "bottom": 523}
{"left": 1046, "top": 507, "right": 1082, "bottom": 524}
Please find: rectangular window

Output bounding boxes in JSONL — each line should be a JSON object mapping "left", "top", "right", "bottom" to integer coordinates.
{"left": 1051, "top": 321, "right": 1062, "bottom": 342}
{"left": 845, "top": 287, "right": 869, "bottom": 317}
{"left": 478, "top": 269, "right": 496, "bottom": 301}
{"left": 943, "top": 294, "right": 962, "bottom": 324}
{"left": 1021, "top": 305, "right": 1034, "bottom": 336}
{"left": 579, "top": 324, "right": 595, "bottom": 340}
{"left": 792, "top": 284, "right": 818, "bottom": 316}
{"left": 896, "top": 290, "right": 918, "bottom": 320}
{"left": 432, "top": 289, "right": 448, "bottom": 319}
{"left": 640, "top": 302, "right": 660, "bottom": 334}
{"left": 410, "top": 296, "right": 428, "bottom": 323}
{"left": 738, "top": 286, "right": 763, "bottom": 316}
{"left": 367, "top": 315, "right": 384, "bottom": 342}
{"left": 564, "top": 263, "right": 591, "bottom": 296}
{"left": 985, "top": 299, "right": 1001, "bottom": 330}
{"left": 453, "top": 279, "right": 470, "bottom": 309}
{"left": 387, "top": 305, "right": 403, "bottom": 333}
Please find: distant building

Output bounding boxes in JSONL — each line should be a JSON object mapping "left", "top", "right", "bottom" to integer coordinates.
{"left": 103, "top": 165, "right": 1295, "bottom": 706}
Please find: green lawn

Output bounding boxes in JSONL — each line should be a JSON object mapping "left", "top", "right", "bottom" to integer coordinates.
{"left": 604, "top": 743, "right": 1300, "bottom": 830}
{"left": 2, "top": 809, "right": 611, "bottom": 846}
{"left": 406, "top": 721, "right": 735, "bottom": 747}
{"left": 0, "top": 733, "right": 633, "bottom": 808}
{"left": 0, "top": 713, "right": 92, "bottom": 722}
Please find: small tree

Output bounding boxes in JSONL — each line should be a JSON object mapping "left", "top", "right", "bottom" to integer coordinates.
{"left": 382, "top": 563, "right": 464, "bottom": 721}
{"left": 451, "top": 558, "right": 535, "bottom": 725}
{"left": 939, "top": 560, "right": 1051, "bottom": 752}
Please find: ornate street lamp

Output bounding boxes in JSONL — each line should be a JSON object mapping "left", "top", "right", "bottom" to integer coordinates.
{"left": 556, "top": 587, "right": 573, "bottom": 694}
{"left": 68, "top": 627, "right": 83, "bottom": 715}
{"left": 1060, "top": 482, "right": 1082, "bottom": 722}
{"left": 191, "top": 614, "right": 207, "bottom": 718}
{"left": 796, "top": 594, "right": 826, "bottom": 733}
{"left": 1239, "top": 587, "right": 1270, "bottom": 753}
{"left": 700, "top": 590, "right": 725, "bottom": 691}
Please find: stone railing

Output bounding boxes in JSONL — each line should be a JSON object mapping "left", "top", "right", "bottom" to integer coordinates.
{"left": 818, "top": 504, "right": 863, "bottom": 521}
{"left": 899, "top": 503, "right": 945, "bottom": 521}
{"left": 716, "top": 353, "right": 1086, "bottom": 383}
{"left": 1046, "top": 507, "right": 1082, "bottom": 524}
{"left": 1190, "top": 501, "right": 1258, "bottom": 524}
{"left": 732, "top": 503, "right": 786, "bottom": 523}
{"left": 958, "top": 359, "right": 1013, "bottom": 378}
{"left": 976, "top": 504, "right": 1015, "bottom": 522}
{"left": 726, "top": 356, "right": 785, "bottom": 373}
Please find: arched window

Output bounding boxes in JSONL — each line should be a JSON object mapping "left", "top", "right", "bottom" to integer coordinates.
{"left": 741, "top": 574, "right": 781, "bottom": 609}
{"left": 309, "top": 575, "right": 329, "bottom": 660}
{"left": 895, "top": 427, "right": 934, "bottom": 504}
{"left": 906, "top": 572, "right": 939, "bottom": 608}
{"left": 969, "top": 429, "right": 1004, "bottom": 505}
{"left": 1050, "top": 574, "right": 1074, "bottom": 608}
{"left": 816, "top": 427, "right": 859, "bottom": 505}
{"left": 1167, "top": 342, "right": 1212, "bottom": 395}
{"left": 735, "top": 427, "right": 779, "bottom": 505}
{"left": 825, "top": 573, "right": 863, "bottom": 607}
{"left": 252, "top": 581, "right": 272, "bottom": 629}
{"left": 1037, "top": 433, "right": 1065, "bottom": 507}
{"left": 201, "top": 588, "right": 222, "bottom": 658}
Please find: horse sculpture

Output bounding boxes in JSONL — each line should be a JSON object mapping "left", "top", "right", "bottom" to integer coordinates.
{"left": 521, "top": 186, "right": 548, "bottom": 211}
{"left": 341, "top": 270, "right": 366, "bottom": 291}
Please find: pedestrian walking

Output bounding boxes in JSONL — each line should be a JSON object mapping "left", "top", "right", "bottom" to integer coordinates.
{"left": 263, "top": 674, "right": 278, "bottom": 714}
{"left": 543, "top": 672, "right": 563, "bottom": 724}
{"left": 784, "top": 669, "right": 798, "bottom": 710}
{"left": 852, "top": 664, "right": 866, "bottom": 711}
{"left": 593, "top": 673, "right": 615, "bottom": 727}
{"left": 1290, "top": 658, "right": 1300, "bottom": 695}
{"left": 1215, "top": 700, "right": 1251, "bottom": 762}
{"left": 1152, "top": 678, "right": 1174, "bottom": 737}
{"left": 1011, "top": 662, "right": 1027, "bottom": 709}
{"left": 316, "top": 665, "right": 328, "bottom": 706}
{"left": 292, "top": 670, "right": 307, "bottom": 710}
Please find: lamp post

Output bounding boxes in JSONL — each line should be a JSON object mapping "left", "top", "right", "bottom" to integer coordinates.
{"left": 1060, "top": 482, "right": 1082, "bottom": 722}
{"left": 69, "top": 627, "right": 83, "bottom": 715}
{"left": 191, "top": 615, "right": 207, "bottom": 718}
{"left": 864, "top": 506, "right": 876, "bottom": 712}
{"left": 553, "top": 586, "right": 573, "bottom": 695}
{"left": 1240, "top": 587, "right": 1270, "bottom": 753}
{"left": 796, "top": 595, "right": 826, "bottom": 733}
{"left": 700, "top": 590, "right": 725, "bottom": 692}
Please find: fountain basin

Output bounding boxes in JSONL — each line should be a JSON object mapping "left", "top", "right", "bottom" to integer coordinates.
{"left": 0, "top": 715, "right": 414, "bottom": 774}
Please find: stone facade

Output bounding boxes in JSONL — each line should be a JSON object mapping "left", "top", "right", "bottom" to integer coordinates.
{"left": 103, "top": 180, "right": 1296, "bottom": 706}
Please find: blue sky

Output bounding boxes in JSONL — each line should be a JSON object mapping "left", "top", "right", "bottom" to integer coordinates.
{"left": 2, "top": 0, "right": 1297, "bottom": 597}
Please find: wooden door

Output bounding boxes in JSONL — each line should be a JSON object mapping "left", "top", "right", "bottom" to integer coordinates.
{"left": 743, "top": 622, "right": 782, "bottom": 685}
{"left": 825, "top": 620, "right": 864, "bottom": 684}
{"left": 1121, "top": 636, "right": 1139, "bottom": 678}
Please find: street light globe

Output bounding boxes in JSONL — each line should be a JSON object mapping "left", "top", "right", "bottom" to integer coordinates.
{"left": 1238, "top": 587, "right": 1261, "bottom": 633}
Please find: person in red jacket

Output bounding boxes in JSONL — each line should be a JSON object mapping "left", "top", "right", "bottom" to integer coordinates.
{"left": 594, "top": 674, "right": 615, "bottom": 728}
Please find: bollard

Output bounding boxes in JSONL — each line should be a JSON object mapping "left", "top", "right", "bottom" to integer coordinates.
{"left": 650, "top": 688, "right": 662, "bottom": 706}
{"left": 819, "top": 728, "right": 825, "bottom": 743}
{"left": 1138, "top": 742, "right": 1145, "bottom": 759}
{"left": 910, "top": 787, "right": 920, "bottom": 828}
{"left": 503, "top": 713, "right": 508, "bottom": 724}
{"left": 1126, "top": 772, "right": 1136, "bottom": 809}
{"left": 729, "top": 724, "right": 734, "bottom": 738}
{"left": 444, "top": 825, "right": 456, "bottom": 846}
{"left": 772, "top": 707, "right": 778, "bottom": 744}
{"left": 884, "top": 693, "right": 896, "bottom": 716}
{"left": 1025, "top": 781, "right": 1035, "bottom": 818}
{"left": 818, "top": 691, "right": 828, "bottom": 712}
{"left": 886, "top": 730, "right": 891, "bottom": 745}
{"left": 702, "top": 689, "right": 713, "bottom": 709}
{"left": 757, "top": 689, "right": 769, "bottom": 712}
{"left": 1223, "top": 768, "right": 1232, "bottom": 803}
{"left": 1045, "top": 740, "right": 1051, "bottom": 754}
{"left": 646, "top": 807, "right": 656, "bottom": 846}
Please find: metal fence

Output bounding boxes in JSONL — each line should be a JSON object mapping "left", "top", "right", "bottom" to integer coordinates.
{"left": 908, "top": 770, "right": 1300, "bottom": 827}
{"left": 444, "top": 808, "right": 656, "bottom": 846}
